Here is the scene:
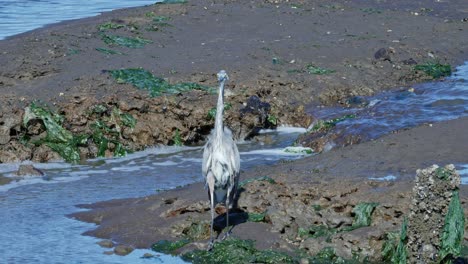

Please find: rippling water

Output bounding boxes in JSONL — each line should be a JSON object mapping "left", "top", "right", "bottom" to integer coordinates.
{"left": 311, "top": 62, "right": 468, "bottom": 141}
{"left": 0, "top": 0, "right": 161, "bottom": 40}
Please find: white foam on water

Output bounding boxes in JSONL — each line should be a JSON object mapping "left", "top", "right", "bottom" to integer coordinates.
{"left": 110, "top": 165, "right": 153, "bottom": 172}
{"left": 152, "top": 160, "right": 179, "bottom": 166}
{"left": 240, "top": 148, "right": 309, "bottom": 156}
{"left": 0, "top": 160, "right": 74, "bottom": 174}
{"left": 104, "top": 145, "right": 201, "bottom": 164}
{"left": 259, "top": 126, "right": 307, "bottom": 134}
{"left": 368, "top": 175, "right": 397, "bottom": 181}
{"left": 0, "top": 174, "right": 89, "bottom": 192}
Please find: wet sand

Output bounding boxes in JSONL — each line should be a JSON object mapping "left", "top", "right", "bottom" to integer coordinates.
{"left": 1, "top": 0, "right": 468, "bottom": 261}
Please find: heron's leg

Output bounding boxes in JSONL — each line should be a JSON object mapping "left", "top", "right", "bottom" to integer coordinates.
{"left": 222, "top": 187, "right": 232, "bottom": 240}
{"left": 207, "top": 176, "right": 215, "bottom": 251}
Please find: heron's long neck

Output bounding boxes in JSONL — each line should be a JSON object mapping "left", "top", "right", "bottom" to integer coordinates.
{"left": 214, "top": 80, "right": 225, "bottom": 140}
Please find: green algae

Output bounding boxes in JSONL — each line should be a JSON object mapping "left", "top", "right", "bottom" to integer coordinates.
{"left": 101, "top": 34, "right": 152, "bottom": 48}
{"left": 239, "top": 176, "right": 276, "bottom": 188}
{"left": 309, "top": 114, "right": 356, "bottom": 132}
{"left": 108, "top": 68, "right": 210, "bottom": 97}
{"left": 247, "top": 211, "right": 267, "bottom": 223}
{"left": 392, "top": 218, "right": 408, "bottom": 264}
{"left": 98, "top": 22, "right": 124, "bottom": 31}
{"left": 181, "top": 238, "right": 295, "bottom": 264}
{"left": 284, "top": 146, "right": 313, "bottom": 154}
{"left": 414, "top": 62, "right": 451, "bottom": 79}
{"left": 96, "top": 47, "right": 125, "bottom": 55}
{"left": 350, "top": 202, "right": 379, "bottom": 228}
{"left": 439, "top": 190, "right": 465, "bottom": 262}
{"left": 267, "top": 114, "right": 278, "bottom": 126}
{"left": 306, "top": 64, "right": 335, "bottom": 75}
{"left": 435, "top": 166, "right": 452, "bottom": 180}
{"left": 173, "top": 129, "right": 183, "bottom": 146}
{"left": 207, "top": 103, "right": 232, "bottom": 120}
{"left": 151, "top": 239, "right": 190, "bottom": 255}
{"left": 23, "top": 102, "right": 86, "bottom": 163}
{"left": 381, "top": 231, "right": 399, "bottom": 262}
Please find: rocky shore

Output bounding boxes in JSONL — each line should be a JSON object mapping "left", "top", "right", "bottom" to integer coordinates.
{"left": 1, "top": 0, "right": 468, "bottom": 262}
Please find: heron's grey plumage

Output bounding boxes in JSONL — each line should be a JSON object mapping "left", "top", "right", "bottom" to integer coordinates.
{"left": 202, "top": 70, "right": 240, "bottom": 250}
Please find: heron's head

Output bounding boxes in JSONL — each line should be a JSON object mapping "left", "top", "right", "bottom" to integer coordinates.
{"left": 217, "top": 70, "right": 229, "bottom": 83}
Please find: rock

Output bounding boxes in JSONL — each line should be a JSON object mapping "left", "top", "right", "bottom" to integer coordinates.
{"left": 374, "top": 48, "right": 391, "bottom": 61}
{"left": 31, "top": 144, "right": 62, "bottom": 162}
{"left": 16, "top": 164, "right": 44, "bottom": 177}
{"left": 113, "top": 245, "right": 134, "bottom": 256}
{"left": 407, "top": 164, "right": 462, "bottom": 263}
{"left": 0, "top": 142, "right": 32, "bottom": 163}
{"left": 97, "top": 240, "right": 114, "bottom": 248}
{"left": 0, "top": 175, "right": 14, "bottom": 186}
{"left": 402, "top": 58, "right": 418, "bottom": 65}
{"left": 142, "top": 253, "right": 155, "bottom": 258}
{"left": 0, "top": 126, "right": 10, "bottom": 145}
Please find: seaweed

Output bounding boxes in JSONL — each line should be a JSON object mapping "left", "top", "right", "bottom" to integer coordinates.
{"left": 207, "top": 103, "right": 232, "bottom": 120}
{"left": 360, "top": 8, "right": 382, "bottom": 14}
{"left": 185, "top": 222, "right": 211, "bottom": 241}
{"left": 151, "top": 239, "right": 190, "bottom": 255}
{"left": 381, "top": 232, "right": 399, "bottom": 262}
{"left": 108, "top": 68, "right": 211, "bottom": 97}
{"left": 239, "top": 176, "right": 276, "bottom": 187}
{"left": 95, "top": 47, "right": 125, "bottom": 55}
{"left": 101, "top": 34, "right": 152, "bottom": 48}
{"left": 181, "top": 238, "right": 295, "bottom": 264}
{"left": 89, "top": 108, "right": 135, "bottom": 158}
{"left": 392, "top": 218, "right": 408, "bottom": 264}
{"left": 306, "top": 64, "right": 335, "bottom": 75}
{"left": 349, "top": 202, "right": 378, "bottom": 228}
{"left": 267, "top": 114, "right": 278, "bottom": 126}
{"left": 298, "top": 225, "right": 337, "bottom": 239}
{"left": 284, "top": 146, "right": 313, "bottom": 154}
{"left": 309, "top": 247, "right": 349, "bottom": 264}
{"left": 173, "top": 129, "right": 183, "bottom": 146}
{"left": 435, "top": 166, "right": 452, "bottom": 181}
{"left": 23, "top": 102, "right": 86, "bottom": 163}
{"left": 98, "top": 22, "right": 124, "bottom": 31}
{"left": 247, "top": 211, "right": 267, "bottom": 223}
{"left": 414, "top": 62, "right": 451, "bottom": 79}
{"left": 439, "top": 191, "right": 465, "bottom": 262}
{"left": 309, "top": 114, "right": 356, "bottom": 132}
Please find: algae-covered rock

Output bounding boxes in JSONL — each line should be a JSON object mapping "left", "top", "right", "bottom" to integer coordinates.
{"left": 181, "top": 238, "right": 295, "bottom": 264}
{"left": 151, "top": 239, "right": 190, "bottom": 255}
{"left": 406, "top": 164, "right": 464, "bottom": 263}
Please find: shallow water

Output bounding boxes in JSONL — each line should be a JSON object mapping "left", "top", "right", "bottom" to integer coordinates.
{"left": 310, "top": 62, "right": 468, "bottom": 143}
{"left": 0, "top": 0, "right": 161, "bottom": 40}
{"left": 0, "top": 128, "right": 308, "bottom": 263}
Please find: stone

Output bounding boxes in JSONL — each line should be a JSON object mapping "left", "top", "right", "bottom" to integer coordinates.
{"left": 407, "top": 164, "right": 462, "bottom": 263}
{"left": 113, "top": 245, "right": 134, "bottom": 256}
{"left": 16, "top": 164, "right": 44, "bottom": 177}
{"left": 97, "top": 240, "right": 114, "bottom": 248}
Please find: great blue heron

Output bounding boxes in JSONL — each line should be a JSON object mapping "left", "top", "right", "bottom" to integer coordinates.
{"left": 202, "top": 70, "right": 240, "bottom": 250}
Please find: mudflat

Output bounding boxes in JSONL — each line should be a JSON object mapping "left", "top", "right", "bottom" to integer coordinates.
{"left": 1, "top": 0, "right": 467, "bottom": 261}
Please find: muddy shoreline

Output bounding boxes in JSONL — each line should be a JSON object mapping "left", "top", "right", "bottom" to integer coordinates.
{"left": 0, "top": 0, "right": 467, "bottom": 162}
{"left": 1, "top": 0, "right": 468, "bottom": 262}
